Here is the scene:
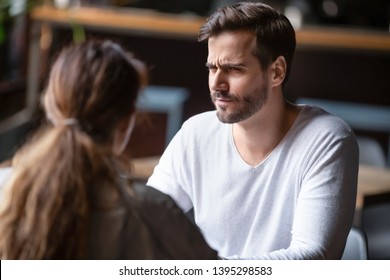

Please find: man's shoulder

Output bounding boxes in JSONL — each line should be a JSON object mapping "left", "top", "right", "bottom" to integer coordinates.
{"left": 182, "top": 110, "right": 222, "bottom": 132}
{"left": 185, "top": 110, "right": 217, "bottom": 124}
{"left": 299, "top": 105, "right": 354, "bottom": 137}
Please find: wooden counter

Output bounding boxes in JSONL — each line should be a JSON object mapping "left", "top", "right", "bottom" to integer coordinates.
{"left": 30, "top": 5, "right": 206, "bottom": 39}
{"left": 31, "top": 5, "right": 390, "bottom": 51}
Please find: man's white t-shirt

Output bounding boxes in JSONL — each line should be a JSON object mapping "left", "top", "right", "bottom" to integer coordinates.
{"left": 147, "top": 105, "right": 359, "bottom": 259}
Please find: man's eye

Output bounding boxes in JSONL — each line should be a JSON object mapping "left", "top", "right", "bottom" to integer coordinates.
{"left": 228, "top": 67, "right": 241, "bottom": 72}
{"left": 207, "top": 66, "right": 217, "bottom": 72}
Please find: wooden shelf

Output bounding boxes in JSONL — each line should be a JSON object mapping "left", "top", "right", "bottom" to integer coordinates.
{"left": 31, "top": 5, "right": 390, "bottom": 51}
{"left": 30, "top": 5, "right": 206, "bottom": 39}
{"left": 296, "top": 26, "right": 390, "bottom": 52}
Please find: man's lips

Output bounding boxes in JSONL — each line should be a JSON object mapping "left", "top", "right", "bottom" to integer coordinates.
{"left": 215, "top": 97, "right": 234, "bottom": 108}
{"left": 215, "top": 97, "right": 233, "bottom": 102}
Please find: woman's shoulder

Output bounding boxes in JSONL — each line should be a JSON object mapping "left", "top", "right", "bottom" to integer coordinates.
{"left": 131, "top": 183, "right": 219, "bottom": 259}
{"left": 133, "top": 182, "right": 175, "bottom": 204}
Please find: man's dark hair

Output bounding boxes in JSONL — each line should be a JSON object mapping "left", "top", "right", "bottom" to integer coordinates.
{"left": 199, "top": 2, "right": 296, "bottom": 86}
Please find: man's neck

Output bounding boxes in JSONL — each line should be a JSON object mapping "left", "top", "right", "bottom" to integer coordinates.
{"left": 232, "top": 98, "right": 300, "bottom": 166}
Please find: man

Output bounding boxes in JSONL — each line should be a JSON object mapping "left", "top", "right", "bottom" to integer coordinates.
{"left": 147, "top": 2, "right": 359, "bottom": 259}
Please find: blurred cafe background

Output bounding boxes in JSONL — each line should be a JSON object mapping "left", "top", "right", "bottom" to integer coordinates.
{"left": 0, "top": 0, "right": 389, "bottom": 259}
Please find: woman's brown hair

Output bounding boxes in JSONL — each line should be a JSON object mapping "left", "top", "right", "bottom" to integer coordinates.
{"left": 0, "top": 40, "right": 147, "bottom": 259}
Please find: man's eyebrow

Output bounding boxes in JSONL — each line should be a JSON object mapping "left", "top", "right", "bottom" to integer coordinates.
{"left": 205, "top": 62, "right": 246, "bottom": 68}
{"left": 225, "top": 63, "right": 246, "bottom": 68}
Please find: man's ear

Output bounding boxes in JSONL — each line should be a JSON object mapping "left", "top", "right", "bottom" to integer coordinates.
{"left": 271, "top": 56, "right": 287, "bottom": 87}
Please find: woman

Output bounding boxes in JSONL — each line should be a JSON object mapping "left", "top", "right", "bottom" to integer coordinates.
{"left": 0, "top": 40, "right": 218, "bottom": 260}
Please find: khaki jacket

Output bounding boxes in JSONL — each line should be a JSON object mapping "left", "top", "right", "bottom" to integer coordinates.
{"left": 89, "top": 182, "right": 218, "bottom": 259}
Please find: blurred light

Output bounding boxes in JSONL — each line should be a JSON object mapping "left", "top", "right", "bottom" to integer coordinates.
{"left": 285, "top": 6, "right": 303, "bottom": 30}
{"left": 322, "top": 0, "right": 339, "bottom": 17}
{"left": 54, "top": 0, "right": 71, "bottom": 9}
{"left": 9, "top": 0, "right": 26, "bottom": 16}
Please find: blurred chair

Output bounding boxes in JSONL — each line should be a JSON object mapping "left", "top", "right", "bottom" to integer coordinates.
{"left": 357, "top": 136, "right": 387, "bottom": 168}
{"left": 136, "top": 86, "right": 189, "bottom": 147}
{"left": 361, "top": 192, "right": 390, "bottom": 260}
{"left": 341, "top": 226, "right": 368, "bottom": 260}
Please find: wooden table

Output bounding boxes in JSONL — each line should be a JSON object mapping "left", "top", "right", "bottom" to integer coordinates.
{"left": 355, "top": 165, "right": 390, "bottom": 225}
{"left": 356, "top": 165, "right": 390, "bottom": 209}
{"left": 131, "top": 157, "right": 390, "bottom": 220}
{"left": 131, "top": 156, "right": 160, "bottom": 181}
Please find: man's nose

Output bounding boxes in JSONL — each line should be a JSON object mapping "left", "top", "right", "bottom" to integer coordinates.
{"left": 210, "top": 70, "right": 228, "bottom": 92}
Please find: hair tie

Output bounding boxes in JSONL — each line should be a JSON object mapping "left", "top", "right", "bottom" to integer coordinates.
{"left": 60, "top": 118, "right": 79, "bottom": 126}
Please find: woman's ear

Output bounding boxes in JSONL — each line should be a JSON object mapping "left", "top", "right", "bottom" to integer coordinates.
{"left": 271, "top": 56, "right": 287, "bottom": 87}
{"left": 113, "top": 113, "right": 136, "bottom": 156}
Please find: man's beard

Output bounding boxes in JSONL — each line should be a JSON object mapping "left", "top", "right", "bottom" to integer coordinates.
{"left": 211, "top": 85, "right": 269, "bottom": 124}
